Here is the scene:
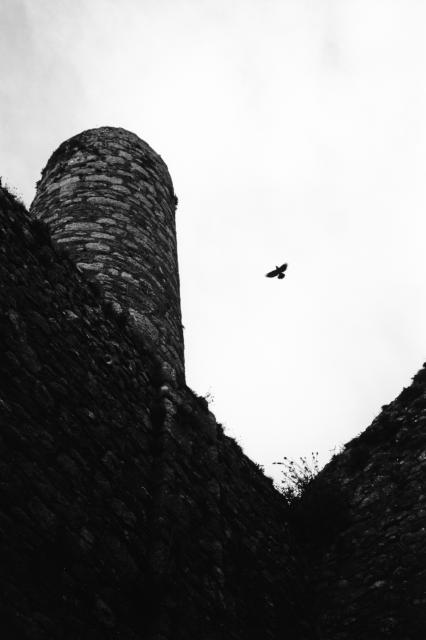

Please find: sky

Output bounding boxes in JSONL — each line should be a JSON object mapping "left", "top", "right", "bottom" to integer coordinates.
{"left": 1, "top": 0, "right": 426, "bottom": 484}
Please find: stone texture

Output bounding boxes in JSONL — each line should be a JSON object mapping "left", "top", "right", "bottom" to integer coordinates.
{"left": 31, "top": 126, "right": 184, "bottom": 384}
{"left": 308, "top": 374, "right": 426, "bottom": 639}
{"left": 0, "top": 185, "right": 312, "bottom": 638}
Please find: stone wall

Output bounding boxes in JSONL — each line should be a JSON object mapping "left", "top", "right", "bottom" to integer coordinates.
{"left": 1, "top": 186, "right": 159, "bottom": 638}
{"left": 303, "top": 368, "right": 426, "bottom": 639}
{"left": 0, "top": 185, "right": 312, "bottom": 639}
{"left": 30, "top": 127, "right": 184, "bottom": 384}
{"left": 149, "top": 394, "right": 314, "bottom": 639}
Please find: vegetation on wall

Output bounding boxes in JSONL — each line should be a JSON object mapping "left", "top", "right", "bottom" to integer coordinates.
{"left": 274, "top": 453, "right": 349, "bottom": 552}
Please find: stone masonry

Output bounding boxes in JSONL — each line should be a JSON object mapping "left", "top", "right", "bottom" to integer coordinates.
{"left": 0, "top": 184, "right": 312, "bottom": 639}
{"left": 30, "top": 127, "right": 184, "bottom": 383}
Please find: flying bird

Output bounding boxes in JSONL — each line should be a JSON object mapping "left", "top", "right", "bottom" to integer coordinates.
{"left": 266, "top": 263, "right": 288, "bottom": 279}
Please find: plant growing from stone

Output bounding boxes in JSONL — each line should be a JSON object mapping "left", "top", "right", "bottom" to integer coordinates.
{"left": 274, "top": 452, "right": 320, "bottom": 505}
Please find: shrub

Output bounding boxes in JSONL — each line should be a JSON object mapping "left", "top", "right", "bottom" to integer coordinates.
{"left": 274, "top": 453, "right": 320, "bottom": 506}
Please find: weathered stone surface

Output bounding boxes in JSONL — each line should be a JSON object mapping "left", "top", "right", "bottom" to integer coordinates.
{"left": 31, "top": 126, "right": 185, "bottom": 383}
{"left": 1, "top": 185, "right": 312, "bottom": 639}
{"left": 85, "top": 242, "right": 110, "bottom": 252}
{"left": 307, "top": 378, "right": 426, "bottom": 638}
{"left": 66, "top": 222, "right": 102, "bottom": 232}
{"left": 97, "top": 217, "right": 117, "bottom": 225}
{"left": 76, "top": 261, "right": 103, "bottom": 271}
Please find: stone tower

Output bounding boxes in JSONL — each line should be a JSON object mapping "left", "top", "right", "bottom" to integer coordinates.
{"left": 30, "top": 126, "right": 184, "bottom": 382}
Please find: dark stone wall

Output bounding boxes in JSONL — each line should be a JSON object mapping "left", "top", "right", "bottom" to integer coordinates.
{"left": 30, "top": 127, "right": 184, "bottom": 384}
{"left": 149, "top": 393, "right": 314, "bottom": 639}
{"left": 0, "top": 186, "right": 312, "bottom": 639}
{"left": 305, "top": 369, "right": 426, "bottom": 639}
{"left": 0, "top": 186, "right": 159, "bottom": 638}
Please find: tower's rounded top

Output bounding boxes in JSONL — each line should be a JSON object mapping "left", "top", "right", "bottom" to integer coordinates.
{"left": 40, "top": 126, "right": 175, "bottom": 197}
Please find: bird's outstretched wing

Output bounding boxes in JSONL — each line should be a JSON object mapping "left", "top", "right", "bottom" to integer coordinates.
{"left": 266, "top": 268, "right": 279, "bottom": 277}
{"left": 278, "top": 263, "right": 287, "bottom": 272}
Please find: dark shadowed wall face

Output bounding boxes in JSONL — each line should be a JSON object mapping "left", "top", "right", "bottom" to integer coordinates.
{"left": 0, "top": 185, "right": 313, "bottom": 639}
{"left": 30, "top": 126, "right": 185, "bottom": 383}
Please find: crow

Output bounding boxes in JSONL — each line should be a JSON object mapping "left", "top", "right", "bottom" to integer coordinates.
{"left": 266, "top": 263, "right": 287, "bottom": 279}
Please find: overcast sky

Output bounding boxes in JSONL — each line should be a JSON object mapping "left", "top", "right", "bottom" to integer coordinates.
{"left": 2, "top": 0, "right": 426, "bottom": 483}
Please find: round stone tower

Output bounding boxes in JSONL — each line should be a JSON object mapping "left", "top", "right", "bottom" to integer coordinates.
{"left": 30, "top": 126, "right": 184, "bottom": 383}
